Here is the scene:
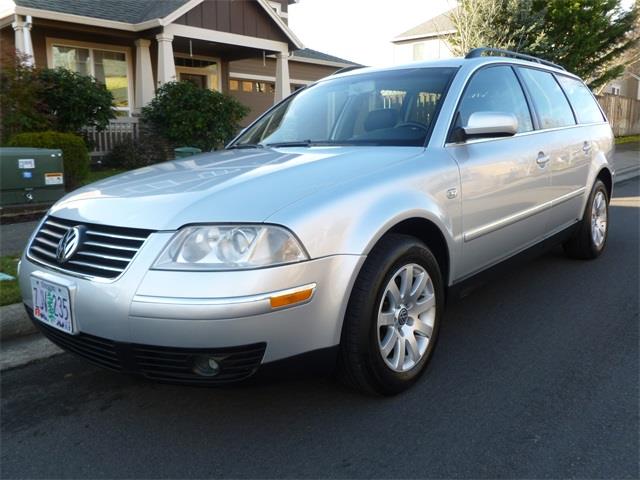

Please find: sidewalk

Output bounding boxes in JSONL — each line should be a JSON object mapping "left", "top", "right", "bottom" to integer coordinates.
{"left": 614, "top": 142, "right": 640, "bottom": 183}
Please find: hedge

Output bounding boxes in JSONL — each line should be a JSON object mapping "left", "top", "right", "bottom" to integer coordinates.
{"left": 8, "top": 131, "right": 89, "bottom": 190}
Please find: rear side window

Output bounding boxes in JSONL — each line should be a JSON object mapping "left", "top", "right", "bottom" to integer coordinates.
{"left": 454, "top": 66, "right": 533, "bottom": 133}
{"left": 518, "top": 68, "right": 575, "bottom": 129}
{"left": 556, "top": 75, "right": 605, "bottom": 124}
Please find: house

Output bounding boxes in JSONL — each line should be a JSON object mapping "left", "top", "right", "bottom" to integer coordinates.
{"left": 0, "top": 0, "right": 357, "bottom": 128}
{"left": 603, "top": 63, "right": 640, "bottom": 100}
{"left": 391, "top": 10, "right": 455, "bottom": 64}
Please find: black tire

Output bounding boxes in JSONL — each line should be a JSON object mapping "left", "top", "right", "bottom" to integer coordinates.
{"left": 563, "top": 179, "right": 609, "bottom": 260}
{"left": 337, "top": 234, "right": 444, "bottom": 395}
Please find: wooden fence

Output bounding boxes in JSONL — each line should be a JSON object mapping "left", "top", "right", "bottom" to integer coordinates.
{"left": 83, "top": 117, "right": 139, "bottom": 158}
{"left": 596, "top": 94, "right": 640, "bottom": 136}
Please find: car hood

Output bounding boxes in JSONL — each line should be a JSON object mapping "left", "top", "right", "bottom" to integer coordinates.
{"left": 50, "top": 147, "right": 422, "bottom": 230}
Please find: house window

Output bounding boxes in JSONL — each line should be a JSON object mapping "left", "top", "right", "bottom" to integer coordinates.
{"left": 229, "top": 80, "right": 239, "bottom": 91}
{"left": 51, "top": 43, "right": 131, "bottom": 114}
{"left": 242, "top": 81, "right": 253, "bottom": 92}
{"left": 413, "top": 43, "right": 425, "bottom": 61}
{"left": 611, "top": 86, "right": 621, "bottom": 95}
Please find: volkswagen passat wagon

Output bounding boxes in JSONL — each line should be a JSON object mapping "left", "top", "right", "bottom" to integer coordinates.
{"left": 20, "top": 49, "right": 614, "bottom": 394}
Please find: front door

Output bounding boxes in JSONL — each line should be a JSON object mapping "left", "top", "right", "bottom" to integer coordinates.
{"left": 446, "top": 65, "right": 553, "bottom": 279}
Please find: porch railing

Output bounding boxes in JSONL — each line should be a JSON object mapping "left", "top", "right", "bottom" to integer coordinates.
{"left": 83, "top": 117, "right": 140, "bottom": 158}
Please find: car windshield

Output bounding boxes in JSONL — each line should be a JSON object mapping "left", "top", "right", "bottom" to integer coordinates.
{"left": 231, "top": 67, "right": 456, "bottom": 148}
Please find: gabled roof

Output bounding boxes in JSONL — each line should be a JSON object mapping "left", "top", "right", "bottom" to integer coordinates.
{"left": 13, "top": 0, "right": 190, "bottom": 23}
{"left": 393, "top": 9, "right": 456, "bottom": 42}
{"left": 291, "top": 48, "right": 359, "bottom": 67}
{"left": 7, "top": 0, "right": 303, "bottom": 48}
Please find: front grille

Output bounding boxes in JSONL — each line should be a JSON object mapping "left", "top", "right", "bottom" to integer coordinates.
{"left": 31, "top": 313, "right": 266, "bottom": 385}
{"left": 28, "top": 216, "right": 153, "bottom": 279}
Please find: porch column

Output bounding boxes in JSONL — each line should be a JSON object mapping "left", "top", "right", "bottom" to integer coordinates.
{"left": 156, "top": 33, "right": 176, "bottom": 86}
{"left": 274, "top": 51, "right": 291, "bottom": 103}
{"left": 12, "top": 15, "right": 34, "bottom": 66}
{"left": 134, "top": 39, "right": 155, "bottom": 111}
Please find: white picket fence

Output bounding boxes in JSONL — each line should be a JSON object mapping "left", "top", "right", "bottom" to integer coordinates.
{"left": 83, "top": 117, "right": 140, "bottom": 158}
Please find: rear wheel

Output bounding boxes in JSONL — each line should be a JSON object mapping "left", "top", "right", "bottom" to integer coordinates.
{"left": 563, "top": 179, "right": 609, "bottom": 259}
{"left": 338, "top": 234, "right": 444, "bottom": 395}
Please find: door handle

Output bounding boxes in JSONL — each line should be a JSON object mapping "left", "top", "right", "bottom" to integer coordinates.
{"left": 583, "top": 141, "right": 592, "bottom": 154}
{"left": 536, "top": 152, "right": 550, "bottom": 166}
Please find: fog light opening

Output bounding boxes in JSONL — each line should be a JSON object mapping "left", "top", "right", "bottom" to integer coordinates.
{"left": 192, "top": 355, "right": 222, "bottom": 377}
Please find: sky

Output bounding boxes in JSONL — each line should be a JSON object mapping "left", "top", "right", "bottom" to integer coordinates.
{"left": 289, "top": 0, "right": 457, "bottom": 66}
{"left": 289, "top": 0, "right": 637, "bottom": 67}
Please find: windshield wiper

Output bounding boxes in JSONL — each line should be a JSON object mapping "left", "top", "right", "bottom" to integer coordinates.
{"left": 266, "top": 140, "right": 314, "bottom": 148}
{"left": 227, "top": 143, "right": 264, "bottom": 150}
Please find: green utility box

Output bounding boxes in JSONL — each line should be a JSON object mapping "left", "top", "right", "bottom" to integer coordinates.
{"left": 0, "top": 148, "right": 65, "bottom": 206}
{"left": 174, "top": 146, "right": 202, "bottom": 158}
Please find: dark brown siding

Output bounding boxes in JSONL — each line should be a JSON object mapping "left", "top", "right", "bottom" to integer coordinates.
{"left": 174, "top": 0, "right": 289, "bottom": 44}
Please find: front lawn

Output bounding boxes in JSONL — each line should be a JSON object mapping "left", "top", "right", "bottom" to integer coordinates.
{"left": 615, "top": 135, "right": 640, "bottom": 145}
{"left": 0, "top": 256, "right": 22, "bottom": 306}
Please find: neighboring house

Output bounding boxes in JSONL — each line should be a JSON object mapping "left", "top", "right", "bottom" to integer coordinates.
{"left": 0, "top": 0, "right": 357, "bottom": 127}
{"left": 392, "top": 10, "right": 455, "bottom": 64}
{"left": 603, "top": 64, "right": 640, "bottom": 100}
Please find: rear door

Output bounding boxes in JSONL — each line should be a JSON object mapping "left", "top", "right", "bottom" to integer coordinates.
{"left": 446, "top": 65, "right": 553, "bottom": 278}
{"left": 516, "top": 67, "right": 586, "bottom": 232}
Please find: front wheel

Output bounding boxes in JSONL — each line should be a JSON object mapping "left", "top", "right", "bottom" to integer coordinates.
{"left": 563, "top": 179, "right": 609, "bottom": 259}
{"left": 338, "top": 234, "right": 444, "bottom": 395}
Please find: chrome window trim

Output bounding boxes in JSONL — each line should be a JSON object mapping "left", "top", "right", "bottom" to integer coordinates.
{"left": 463, "top": 187, "right": 586, "bottom": 242}
{"left": 444, "top": 121, "right": 608, "bottom": 148}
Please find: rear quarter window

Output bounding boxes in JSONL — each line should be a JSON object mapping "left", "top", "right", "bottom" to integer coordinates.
{"left": 518, "top": 68, "right": 576, "bottom": 129}
{"left": 556, "top": 75, "right": 605, "bottom": 124}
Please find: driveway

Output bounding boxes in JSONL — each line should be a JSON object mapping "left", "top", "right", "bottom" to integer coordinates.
{"left": 2, "top": 177, "right": 638, "bottom": 479}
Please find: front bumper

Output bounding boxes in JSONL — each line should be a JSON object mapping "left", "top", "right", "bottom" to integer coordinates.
{"left": 19, "top": 232, "right": 364, "bottom": 379}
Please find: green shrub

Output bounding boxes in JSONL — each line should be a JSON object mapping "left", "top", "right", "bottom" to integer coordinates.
{"left": 142, "top": 81, "right": 248, "bottom": 151}
{"left": 38, "top": 68, "right": 115, "bottom": 132}
{"left": 104, "top": 134, "right": 169, "bottom": 170}
{"left": 0, "top": 50, "right": 48, "bottom": 143}
{"left": 8, "top": 131, "right": 90, "bottom": 189}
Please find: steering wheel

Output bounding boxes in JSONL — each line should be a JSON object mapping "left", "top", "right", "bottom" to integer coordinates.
{"left": 395, "top": 121, "right": 429, "bottom": 132}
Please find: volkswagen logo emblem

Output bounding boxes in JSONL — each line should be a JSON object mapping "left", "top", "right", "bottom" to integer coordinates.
{"left": 56, "top": 226, "right": 84, "bottom": 264}
{"left": 397, "top": 307, "right": 409, "bottom": 326}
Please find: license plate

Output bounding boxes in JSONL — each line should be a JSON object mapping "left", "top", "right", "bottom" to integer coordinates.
{"left": 31, "top": 277, "right": 74, "bottom": 334}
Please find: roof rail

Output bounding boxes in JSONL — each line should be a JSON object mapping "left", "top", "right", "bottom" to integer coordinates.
{"left": 332, "top": 65, "right": 366, "bottom": 75}
{"left": 465, "top": 47, "right": 566, "bottom": 71}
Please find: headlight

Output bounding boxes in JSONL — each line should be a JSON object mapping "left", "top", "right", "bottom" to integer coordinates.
{"left": 152, "top": 225, "right": 308, "bottom": 271}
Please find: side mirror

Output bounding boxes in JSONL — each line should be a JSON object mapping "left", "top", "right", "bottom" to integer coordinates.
{"left": 453, "top": 111, "right": 519, "bottom": 142}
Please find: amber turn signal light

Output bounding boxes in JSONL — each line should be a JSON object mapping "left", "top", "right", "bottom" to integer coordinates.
{"left": 270, "top": 284, "right": 316, "bottom": 309}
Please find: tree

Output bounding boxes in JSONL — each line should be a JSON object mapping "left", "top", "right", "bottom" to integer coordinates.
{"left": 448, "top": 0, "right": 639, "bottom": 89}
{"left": 38, "top": 68, "right": 115, "bottom": 132}
{"left": 142, "top": 81, "right": 249, "bottom": 151}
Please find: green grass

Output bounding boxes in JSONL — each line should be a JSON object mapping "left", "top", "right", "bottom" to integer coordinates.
{"left": 0, "top": 256, "right": 22, "bottom": 306}
{"left": 80, "top": 168, "right": 126, "bottom": 187}
{"left": 615, "top": 135, "right": 640, "bottom": 145}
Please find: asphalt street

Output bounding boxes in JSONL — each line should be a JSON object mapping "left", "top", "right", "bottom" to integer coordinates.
{"left": 1, "top": 178, "right": 638, "bottom": 479}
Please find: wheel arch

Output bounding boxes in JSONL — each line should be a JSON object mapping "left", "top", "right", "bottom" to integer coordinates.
{"left": 596, "top": 167, "right": 613, "bottom": 199}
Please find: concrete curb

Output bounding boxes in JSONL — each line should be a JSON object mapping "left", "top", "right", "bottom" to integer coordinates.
{"left": 0, "top": 302, "right": 36, "bottom": 340}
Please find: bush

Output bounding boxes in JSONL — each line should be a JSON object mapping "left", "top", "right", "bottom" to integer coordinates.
{"left": 0, "top": 49, "right": 115, "bottom": 143}
{"left": 104, "top": 134, "right": 169, "bottom": 170}
{"left": 38, "top": 68, "right": 115, "bottom": 132}
{"left": 0, "top": 50, "right": 48, "bottom": 143}
{"left": 142, "top": 81, "right": 248, "bottom": 151}
{"left": 8, "top": 131, "right": 90, "bottom": 189}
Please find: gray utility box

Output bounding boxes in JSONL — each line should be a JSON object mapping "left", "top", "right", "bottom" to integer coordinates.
{"left": 0, "top": 148, "right": 65, "bottom": 206}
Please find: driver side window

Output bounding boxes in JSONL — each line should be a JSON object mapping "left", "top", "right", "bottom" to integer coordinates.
{"left": 455, "top": 66, "right": 533, "bottom": 134}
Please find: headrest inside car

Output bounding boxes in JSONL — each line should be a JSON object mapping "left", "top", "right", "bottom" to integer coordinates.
{"left": 364, "top": 109, "right": 399, "bottom": 132}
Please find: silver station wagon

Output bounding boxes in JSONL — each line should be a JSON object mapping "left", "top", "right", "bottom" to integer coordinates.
{"left": 20, "top": 48, "right": 614, "bottom": 394}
